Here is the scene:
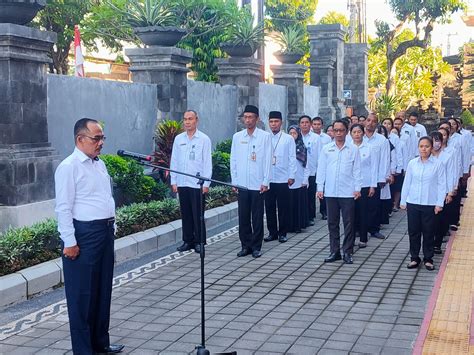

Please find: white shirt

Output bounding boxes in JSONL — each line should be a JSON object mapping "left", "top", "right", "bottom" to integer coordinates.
{"left": 432, "top": 148, "right": 457, "bottom": 194}
{"left": 448, "top": 133, "right": 464, "bottom": 178}
{"left": 291, "top": 159, "right": 310, "bottom": 189}
{"left": 389, "top": 133, "right": 403, "bottom": 174}
{"left": 412, "top": 123, "right": 427, "bottom": 140}
{"left": 317, "top": 140, "right": 362, "bottom": 198}
{"left": 55, "top": 148, "right": 115, "bottom": 247}
{"left": 302, "top": 131, "right": 320, "bottom": 176}
{"left": 400, "top": 123, "right": 418, "bottom": 159}
{"left": 351, "top": 141, "right": 378, "bottom": 188}
{"left": 270, "top": 131, "right": 297, "bottom": 183}
{"left": 170, "top": 129, "right": 212, "bottom": 188}
{"left": 363, "top": 132, "right": 391, "bottom": 183}
{"left": 401, "top": 156, "right": 446, "bottom": 208}
{"left": 230, "top": 128, "right": 272, "bottom": 191}
{"left": 460, "top": 129, "right": 471, "bottom": 174}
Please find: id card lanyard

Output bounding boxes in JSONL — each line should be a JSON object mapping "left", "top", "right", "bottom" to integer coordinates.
{"left": 272, "top": 132, "right": 283, "bottom": 165}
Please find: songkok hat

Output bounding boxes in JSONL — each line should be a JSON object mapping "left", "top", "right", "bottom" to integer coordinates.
{"left": 269, "top": 111, "right": 282, "bottom": 120}
{"left": 243, "top": 105, "right": 259, "bottom": 116}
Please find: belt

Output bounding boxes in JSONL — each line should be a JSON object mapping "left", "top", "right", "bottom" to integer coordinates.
{"left": 74, "top": 218, "right": 115, "bottom": 226}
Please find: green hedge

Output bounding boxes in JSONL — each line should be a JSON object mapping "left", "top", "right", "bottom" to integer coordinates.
{"left": 0, "top": 187, "right": 237, "bottom": 277}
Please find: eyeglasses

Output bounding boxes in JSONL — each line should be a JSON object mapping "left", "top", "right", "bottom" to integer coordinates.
{"left": 82, "top": 135, "right": 106, "bottom": 143}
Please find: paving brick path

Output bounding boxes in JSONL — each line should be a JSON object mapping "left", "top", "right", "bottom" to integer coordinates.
{"left": 0, "top": 210, "right": 443, "bottom": 354}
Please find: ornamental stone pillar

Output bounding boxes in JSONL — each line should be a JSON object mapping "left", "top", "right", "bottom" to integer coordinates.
{"left": 125, "top": 46, "right": 193, "bottom": 121}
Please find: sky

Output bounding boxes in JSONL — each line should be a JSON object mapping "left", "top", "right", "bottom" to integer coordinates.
{"left": 313, "top": 0, "right": 474, "bottom": 56}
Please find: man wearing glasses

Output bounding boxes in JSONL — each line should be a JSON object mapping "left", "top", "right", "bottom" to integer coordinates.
{"left": 55, "top": 118, "right": 124, "bottom": 354}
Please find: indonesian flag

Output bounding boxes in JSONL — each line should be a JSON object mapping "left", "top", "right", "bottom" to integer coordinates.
{"left": 74, "top": 25, "right": 84, "bottom": 77}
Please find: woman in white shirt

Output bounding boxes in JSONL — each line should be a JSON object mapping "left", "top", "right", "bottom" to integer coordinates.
{"left": 287, "top": 126, "right": 310, "bottom": 233}
{"left": 350, "top": 124, "right": 378, "bottom": 248}
{"left": 377, "top": 124, "right": 396, "bottom": 225}
{"left": 401, "top": 136, "right": 446, "bottom": 271}
{"left": 431, "top": 129, "right": 457, "bottom": 254}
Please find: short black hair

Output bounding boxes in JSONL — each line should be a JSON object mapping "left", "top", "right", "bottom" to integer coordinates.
{"left": 377, "top": 124, "right": 388, "bottom": 138}
{"left": 350, "top": 123, "right": 365, "bottom": 133}
{"left": 74, "top": 118, "right": 98, "bottom": 138}
{"left": 430, "top": 131, "right": 443, "bottom": 144}
{"left": 333, "top": 119, "right": 348, "bottom": 131}
{"left": 358, "top": 115, "right": 367, "bottom": 120}
{"left": 419, "top": 136, "right": 433, "bottom": 147}
{"left": 312, "top": 116, "right": 324, "bottom": 124}
{"left": 393, "top": 117, "right": 404, "bottom": 124}
{"left": 409, "top": 112, "right": 419, "bottom": 118}
{"left": 298, "top": 115, "right": 311, "bottom": 123}
{"left": 185, "top": 109, "right": 198, "bottom": 117}
{"left": 382, "top": 117, "right": 394, "bottom": 125}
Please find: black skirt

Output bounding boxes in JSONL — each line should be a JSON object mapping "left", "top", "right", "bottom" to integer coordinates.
{"left": 288, "top": 187, "right": 309, "bottom": 232}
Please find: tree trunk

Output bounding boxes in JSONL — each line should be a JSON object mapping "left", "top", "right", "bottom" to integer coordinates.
{"left": 386, "top": 56, "right": 397, "bottom": 96}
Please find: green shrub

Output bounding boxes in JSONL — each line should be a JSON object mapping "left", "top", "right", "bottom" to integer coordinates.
{"left": 0, "top": 219, "right": 60, "bottom": 276}
{"left": 0, "top": 187, "right": 235, "bottom": 276}
{"left": 215, "top": 139, "right": 232, "bottom": 154}
{"left": 460, "top": 109, "right": 474, "bottom": 127}
{"left": 101, "top": 154, "right": 168, "bottom": 205}
{"left": 212, "top": 151, "right": 231, "bottom": 183}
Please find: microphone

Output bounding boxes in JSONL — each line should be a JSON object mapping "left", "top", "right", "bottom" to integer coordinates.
{"left": 117, "top": 150, "right": 152, "bottom": 161}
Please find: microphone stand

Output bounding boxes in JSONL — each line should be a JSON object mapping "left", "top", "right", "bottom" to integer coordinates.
{"left": 127, "top": 155, "right": 245, "bottom": 355}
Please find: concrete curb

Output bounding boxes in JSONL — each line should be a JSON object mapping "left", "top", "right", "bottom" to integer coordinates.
{"left": 0, "top": 201, "right": 238, "bottom": 308}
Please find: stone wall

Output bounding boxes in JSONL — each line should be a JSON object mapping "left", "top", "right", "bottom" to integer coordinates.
{"left": 304, "top": 85, "right": 321, "bottom": 119}
{"left": 258, "top": 83, "right": 288, "bottom": 130}
{"left": 187, "top": 80, "right": 238, "bottom": 146}
{"left": 47, "top": 74, "right": 158, "bottom": 160}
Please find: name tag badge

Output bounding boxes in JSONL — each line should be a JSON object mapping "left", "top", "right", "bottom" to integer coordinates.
{"left": 251, "top": 152, "right": 256, "bottom": 161}
{"left": 189, "top": 150, "right": 195, "bottom": 161}
{"left": 272, "top": 156, "right": 276, "bottom": 165}
{"left": 179, "top": 143, "right": 186, "bottom": 146}
{"left": 241, "top": 141, "right": 248, "bottom": 144}
{"left": 328, "top": 149, "right": 335, "bottom": 152}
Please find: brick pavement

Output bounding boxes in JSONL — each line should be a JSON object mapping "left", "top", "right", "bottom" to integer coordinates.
{"left": 0, "top": 210, "right": 444, "bottom": 355}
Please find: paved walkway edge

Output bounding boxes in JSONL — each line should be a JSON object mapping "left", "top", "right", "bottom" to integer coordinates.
{"left": 0, "top": 202, "right": 238, "bottom": 309}
{"left": 412, "top": 229, "right": 456, "bottom": 354}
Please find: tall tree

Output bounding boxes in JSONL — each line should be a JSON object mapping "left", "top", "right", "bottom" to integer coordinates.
{"left": 377, "top": 0, "right": 466, "bottom": 95}
{"left": 265, "top": 0, "right": 318, "bottom": 32}
{"left": 32, "top": 0, "right": 93, "bottom": 74}
{"left": 317, "top": 11, "right": 349, "bottom": 41}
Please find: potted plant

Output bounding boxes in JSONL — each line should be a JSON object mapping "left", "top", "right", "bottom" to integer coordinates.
{"left": 273, "top": 25, "right": 306, "bottom": 64}
{"left": 0, "top": 0, "right": 46, "bottom": 25}
{"left": 109, "top": 0, "right": 186, "bottom": 46}
{"left": 220, "top": 6, "right": 264, "bottom": 58}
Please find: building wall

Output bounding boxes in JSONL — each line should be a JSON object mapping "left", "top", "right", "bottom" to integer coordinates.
{"left": 47, "top": 74, "right": 158, "bottom": 160}
{"left": 304, "top": 85, "right": 321, "bottom": 119}
{"left": 258, "top": 83, "right": 288, "bottom": 130}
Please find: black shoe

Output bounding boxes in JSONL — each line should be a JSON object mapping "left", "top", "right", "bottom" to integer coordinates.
{"left": 177, "top": 242, "right": 193, "bottom": 252}
{"left": 324, "top": 253, "right": 342, "bottom": 263}
{"left": 321, "top": 213, "right": 327, "bottom": 220}
{"left": 194, "top": 244, "right": 202, "bottom": 254}
{"left": 371, "top": 232, "right": 385, "bottom": 240}
{"left": 343, "top": 253, "right": 353, "bottom": 264}
{"left": 433, "top": 246, "right": 442, "bottom": 254}
{"left": 450, "top": 225, "right": 458, "bottom": 231}
{"left": 95, "top": 344, "right": 125, "bottom": 354}
{"left": 252, "top": 250, "right": 262, "bottom": 258}
{"left": 278, "top": 235, "right": 288, "bottom": 243}
{"left": 309, "top": 219, "right": 315, "bottom": 226}
{"left": 237, "top": 248, "right": 250, "bottom": 257}
{"left": 264, "top": 234, "right": 278, "bottom": 242}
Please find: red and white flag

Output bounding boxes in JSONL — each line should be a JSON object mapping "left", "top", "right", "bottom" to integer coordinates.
{"left": 74, "top": 25, "right": 85, "bottom": 77}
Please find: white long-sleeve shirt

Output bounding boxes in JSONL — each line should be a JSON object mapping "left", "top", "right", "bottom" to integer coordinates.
{"left": 432, "top": 148, "right": 457, "bottom": 194}
{"left": 290, "top": 159, "right": 310, "bottom": 189}
{"left": 302, "top": 131, "right": 320, "bottom": 176}
{"left": 55, "top": 148, "right": 115, "bottom": 247}
{"left": 170, "top": 129, "right": 212, "bottom": 188}
{"left": 230, "top": 128, "right": 272, "bottom": 191}
{"left": 351, "top": 141, "right": 378, "bottom": 188}
{"left": 401, "top": 156, "right": 446, "bottom": 208}
{"left": 460, "top": 129, "right": 472, "bottom": 174}
{"left": 316, "top": 141, "right": 362, "bottom": 198}
{"left": 412, "top": 123, "right": 427, "bottom": 140}
{"left": 389, "top": 133, "right": 403, "bottom": 174}
{"left": 363, "top": 132, "right": 391, "bottom": 183}
{"left": 270, "top": 131, "right": 297, "bottom": 183}
{"left": 448, "top": 133, "right": 464, "bottom": 178}
{"left": 401, "top": 123, "right": 418, "bottom": 159}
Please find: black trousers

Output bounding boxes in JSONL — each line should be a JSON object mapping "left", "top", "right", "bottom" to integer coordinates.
{"left": 307, "top": 175, "right": 316, "bottom": 220}
{"left": 434, "top": 202, "right": 449, "bottom": 249}
{"left": 354, "top": 187, "right": 370, "bottom": 243}
{"left": 238, "top": 190, "right": 265, "bottom": 252}
{"left": 320, "top": 196, "right": 327, "bottom": 216}
{"left": 63, "top": 219, "right": 115, "bottom": 355}
{"left": 326, "top": 197, "right": 355, "bottom": 254}
{"left": 380, "top": 199, "right": 392, "bottom": 225}
{"left": 407, "top": 203, "right": 435, "bottom": 263}
{"left": 265, "top": 182, "right": 290, "bottom": 237}
{"left": 367, "top": 186, "right": 381, "bottom": 234}
{"left": 178, "top": 187, "right": 206, "bottom": 245}
{"left": 447, "top": 180, "right": 462, "bottom": 225}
